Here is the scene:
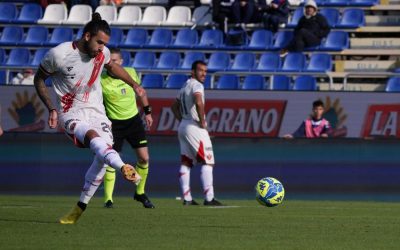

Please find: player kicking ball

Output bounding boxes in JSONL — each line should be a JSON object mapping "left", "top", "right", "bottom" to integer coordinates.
{"left": 34, "top": 13, "right": 146, "bottom": 224}
{"left": 171, "top": 61, "right": 223, "bottom": 206}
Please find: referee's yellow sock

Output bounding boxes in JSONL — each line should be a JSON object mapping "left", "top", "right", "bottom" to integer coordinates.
{"left": 135, "top": 162, "right": 149, "bottom": 195}
{"left": 104, "top": 166, "right": 116, "bottom": 203}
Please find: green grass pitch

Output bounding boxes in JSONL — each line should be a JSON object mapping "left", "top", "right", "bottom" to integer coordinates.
{"left": 0, "top": 195, "right": 400, "bottom": 250}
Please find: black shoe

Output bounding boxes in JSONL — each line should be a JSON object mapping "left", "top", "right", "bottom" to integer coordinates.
{"left": 203, "top": 199, "right": 223, "bottom": 206}
{"left": 104, "top": 200, "right": 113, "bottom": 208}
{"left": 183, "top": 199, "right": 199, "bottom": 206}
{"left": 134, "top": 193, "right": 155, "bottom": 208}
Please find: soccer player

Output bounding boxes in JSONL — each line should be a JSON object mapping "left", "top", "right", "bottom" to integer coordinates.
{"left": 284, "top": 100, "right": 331, "bottom": 138}
{"left": 170, "top": 61, "right": 223, "bottom": 206}
{"left": 101, "top": 48, "right": 155, "bottom": 209}
{"left": 34, "top": 13, "right": 146, "bottom": 224}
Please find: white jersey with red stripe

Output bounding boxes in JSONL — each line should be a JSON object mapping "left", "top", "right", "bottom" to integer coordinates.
{"left": 177, "top": 78, "right": 205, "bottom": 122}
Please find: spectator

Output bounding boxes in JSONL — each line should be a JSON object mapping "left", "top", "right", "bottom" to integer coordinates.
{"left": 232, "top": 0, "right": 256, "bottom": 28}
{"left": 256, "top": 0, "right": 289, "bottom": 33}
{"left": 284, "top": 100, "right": 331, "bottom": 138}
{"left": 11, "top": 69, "right": 35, "bottom": 85}
{"left": 280, "top": 0, "right": 330, "bottom": 56}
{"left": 212, "top": 0, "right": 235, "bottom": 32}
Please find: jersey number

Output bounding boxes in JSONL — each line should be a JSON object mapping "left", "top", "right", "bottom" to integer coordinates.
{"left": 180, "top": 93, "right": 189, "bottom": 116}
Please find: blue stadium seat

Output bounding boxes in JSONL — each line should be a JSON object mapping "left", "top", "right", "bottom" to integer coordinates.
{"left": 336, "top": 8, "right": 365, "bottom": 28}
{"left": 0, "top": 3, "right": 17, "bottom": 23}
{"left": 323, "top": 0, "right": 349, "bottom": 6}
{"left": 216, "top": 75, "right": 239, "bottom": 89}
{"left": 141, "top": 74, "right": 164, "bottom": 88}
{"left": 180, "top": 52, "right": 205, "bottom": 70}
{"left": 20, "top": 26, "right": 48, "bottom": 46}
{"left": 242, "top": 75, "right": 265, "bottom": 90}
{"left": 195, "top": 29, "right": 223, "bottom": 49}
{"left": 320, "top": 8, "right": 339, "bottom": 28}
{"left": 208, "top": 52, "right": 230, "bottom": 72}
{"left": 281, "top": 52, "right": 306, "bottom": 72}
{"left": 293, "top": 75, "right": 317, "bottom": 91}
{"left": 46, "top": 27, "right": 73, "bottom": 46}
{"left": 120, "top": 50, "right": 131, "bottom": 67}
{"left": 350, "top": 0, "right": 378, "bottom": 6}
{"left": 0, "top": 70, "right": 6, "bottom": 85}
{"left": 120, "top": 28, "right": 148, "bottom": 49}
{"left": 304, "top": 53, "right": 332, "bottom": 72}
{"left": 14, "top": 3, "right": 43, "bottom": 24}
{"left": 286, "top": 8, "right": 303, "bottom": 28}
{"left": 145, "top": 28, "right": 173, "bottom": 48}
{"left": 229, "top": 52, "right": 256, "bottom": 71}
{"left": 76, "top": 28, "right": 83, "bottom": 39}
{"left": 6, "top": 48, "right": 30, "bottom": 66}
{"left": 156, "top": 51, "right": 180, "bottom": 69}
{"left": 0, "top": 48, "right": 5, "bottom": 64}
{"left": 31, "top": 48, "right": 49, "bottom": 66}
{"left": 385, "top": 77, "right": 400, "bottom": 92}
{"left": 203, "top": 75, "right": 211, "bottom": 89}
{"left": 255, "top": 52, "right": 281, "bottom": 72}
{"left": 171, "top": 28, "right": 198, "bottom": 49}
{"left": 271, "top": 75, "right": 291, "bottom": 90}
{"left": 107, "top": 28, "right": 123, "bottom": 47}
{"left": 0, "top": 26, "right": 23, "bottom": 46}
{"left": 132, "top": 51, "right": 156, "bottom": 69}
{"left": 165, "top": 74, "right": 188, "bottom": 89}
{"left": 271, "top": 31, "right": 293, "bottom": 50}
{"left": 246, "top": 29, "right": 273, "bottom": 50}
{"left": 320, "top": 31, "right": 349, "bottom": 51}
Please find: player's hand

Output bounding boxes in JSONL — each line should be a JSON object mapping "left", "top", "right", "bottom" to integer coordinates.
{"left": 283, "top": 134, "right": 293, "bottom": 139}
{"left": 145, "top": 114, "right": 153, "bottom": 129}
{"left": 48, "top": 109, "right": 58, "bottom": 129}
{"left": 320, "top": 133, "right": 328, "bottom": 138}
{"left": 121, "top": 164, "right": 141, "bottom": 184}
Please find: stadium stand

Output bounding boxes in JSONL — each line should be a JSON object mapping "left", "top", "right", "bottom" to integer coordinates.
{"left": 141, "top": 73, "right": 164, "bottom": 88}
{"left": 46, "top": 27, "right": 74, "bottom": 46}
{"left": 293, "top": 75, "right": 318, "bottom": 91}
{"left": 171, "top": 28, "right": 199, "bottom": 49}
{"left": 95, "top": 5, "right": 117, "bottom": 24}
{"left": 385, "top": 77, "right": 400, "bottom": 92}
{"left": 180, "top": 52, "right": 205, "bottom": 70}
{"left": 132, "top": 51, "right": 156, "bottom": 69}
{"left": 110, "top": 5, "right": 142, "bottom": 26}
{"left": 0, "top": 26, "right": 23, "bottom": 46}
{"left": 165, "top": 74, "right": 188, "bottom": 88}
{"left": 136, "top": 6, "right": 167, "bottom": 26}
{"left": 156, "top": 51, "right": 181, "bottom": 69}
{"left": 270, "top": 75, "right": 291, "bottom": 90}
{"left": 5, "top": 48, "right": 30, "bottom": 66}
{"left": 281, "top": 52, "right": 306, "bottom": 72}
{"left": 37, "top": 4, "right": 67, "bottom": 25}
{"left": 161, "top": 6, "right": 191, "bottom": 26}
{"left": 145, "top": 28, "right": 173, "bottom": 48}
{"left": 21, "top": 26, "right": 48, "bottom": 46}
{"left": 216, "top": 75, "right": 240, "bottom": 89}
{"left": 242, "top": 75, "right": 266, "bottom": 90}
{"left": 63, "top": 4, "right": 92, "bottom": 25}
{"left": 255, "top": 52, "right": 281, "bottom": 72}
{"left": 120, "top": 28, "right": 148, "bottom": 48}
{"left": 30, "top": 48, "right": 49, "bottom": 67}
{"left": 0, "top": 3, "right": 18, "bottom": 23}
{"left": 14, "top": 3, "right": 43, "bottom": 24}
{"left": 207, "top": 52, "right": 231, "bottom": 71}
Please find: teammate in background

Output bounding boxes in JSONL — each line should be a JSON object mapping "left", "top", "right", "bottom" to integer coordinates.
{"left": 170, "top": 61, "right": 223, "bottom": 206}
{"left": 34, "top": 13, "right": 146, "bottom": 224}
{"left": 101, "top": 48, "right": 155, "bottom": 209}
{"left": 284, "top": 100, "right": 331, "bottom": 138}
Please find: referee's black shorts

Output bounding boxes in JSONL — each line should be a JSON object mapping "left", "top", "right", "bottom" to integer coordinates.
{"left": 110, "top": 114, "right": 147, "bottom": 152}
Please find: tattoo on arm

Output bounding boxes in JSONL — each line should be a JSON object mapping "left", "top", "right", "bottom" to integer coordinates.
{"left": 34, "top": 70, "right": 54, "bottom": 111}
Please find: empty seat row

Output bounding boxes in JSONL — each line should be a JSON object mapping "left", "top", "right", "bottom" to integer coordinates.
{"left": 313, "top": 0, "right": 379, "bottom": 7}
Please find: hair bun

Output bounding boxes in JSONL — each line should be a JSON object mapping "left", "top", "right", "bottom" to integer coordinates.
{"left": 92, "top": 12, "right": 102, "bottom": 21}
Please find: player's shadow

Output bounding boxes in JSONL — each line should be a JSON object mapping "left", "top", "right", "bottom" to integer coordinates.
{"left": 0, "top": 218, "right": 57, "bottom": 224}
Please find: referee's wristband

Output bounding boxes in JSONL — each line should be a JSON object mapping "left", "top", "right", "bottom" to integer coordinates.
{"left": 143, "top": 105, "right": 152, "bottom": 115}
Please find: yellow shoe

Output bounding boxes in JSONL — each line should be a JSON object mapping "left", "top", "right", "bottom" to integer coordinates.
{"left": 59, "top": 205, "right": 83, "bottom": 224}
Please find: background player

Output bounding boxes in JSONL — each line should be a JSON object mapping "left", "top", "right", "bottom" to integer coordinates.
{"left": 170, "top": 61, "right": 223, "bottom": 206}
{"left": 101, "top": 48, "right": 155, "bottom": 209}
{"left": 34, "top": 13, "right": 146, "bottom": 224}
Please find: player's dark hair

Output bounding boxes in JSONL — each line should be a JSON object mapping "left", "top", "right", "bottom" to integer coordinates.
{"left": 82, "top": 13, "right": 111, "bottom": 37}
{"left": 191, "top": 60, "right": 207, "bottom": 71}
{"left": 109, "top": 48, "right": 121, "bottom": 55}
{"left": 313, "top": 100, "right": 324, "bottom": 108}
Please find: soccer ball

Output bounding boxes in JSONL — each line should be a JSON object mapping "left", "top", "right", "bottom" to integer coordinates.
{"left": 255, "top": 177, "right": 285, "bottom": 207}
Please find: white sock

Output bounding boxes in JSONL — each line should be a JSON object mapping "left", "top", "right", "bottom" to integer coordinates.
{"left": 89, "top": 137, "right": 124, "bottom": 170}
{"left": 201, "top": 165, "right": 214, "bottom": 202}
{"left": 179, "top": 165, "right": 192, "bottom": 201}
{"left": 80, "top": 156, "right": 106, "bottom": 204}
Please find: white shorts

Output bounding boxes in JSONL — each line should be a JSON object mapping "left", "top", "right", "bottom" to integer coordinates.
{"left": 59, "top": 108, "right": 113, "bottom": 146}
{"left": 178, "top": 119, "right": 214, "bottom": 166}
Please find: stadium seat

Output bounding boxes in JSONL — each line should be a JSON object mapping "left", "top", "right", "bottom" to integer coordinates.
{"left": 293, "top": 75, "right": 317, "bottom": 91}
{"left": 286, "top": 8, "right": 303, "bottom": 28}
{"left": 63, "top": 4, "right": 92, "bottom": 25}
{"left": 95, "top": 5, "right": 117, "bottom": 24}
{"left": 0, "top": 48, "right": 5, "bottom": 64}
{"left": 136, "top": 6, "right": 167, "bottom": 26}
{"left": 107, "top": 28, "right": 123, "bottom": 47}
{"left": 120, "top": 28, "right": 148, "bottom": 48}
{"left": 385, "top": 77, "right": 400, "bottom": 92}
{"left": 171, "top": 28, "right": 199, "bottom": 49}
{"left": 145, "top": 28, "right": 173, "bottom": 48}
{"left": 38, "top": 4, "right": 68, "bottom": 25}
{"left": 304, "top": 53, "right": 332, "bottom": 72}
{"left": 31, "top": 48, "right": 49, "bottom": 66}
{"left": 75, "top": 28, "right": 83, "bottom": 39}
{"left": 208, "top": 52, "right": 230, "bottom": 71}
{"left": 180, "top": 52, "right": 205, "bottom": 70}
{"left": 0, "top": 71, "right": 6, "bottom": 85}
{"left": 320, "top": 8, "right": 339, "bottom": 28}
{"left": 162, "top": 6, "right": 191, "bottom": 26}
{"left": 156, "top": 52, "right": 181, "bottom": 69}
{"left": 14, "top": 3, "right": 43, "bottom": 24}
{"left": 46, "top": 27, "right": 73, "bottom": 46}
{"left": 246, "top": 29, "right": 273, "bottom": 50}
{"left": 281, "top": 52, "right": 306, "bottom": 72}
{"left": 255, "top": 52, "right": 281, "bottom": 72}
{"left": 132, "top": 51, "right": 156, "bottom": 69}
{"left": 229, "top": 53, "right": 256, "bottom": 71}
{"left": 0, "top": 3, "right": 17, "bottom": 23}
{"left": 336, "top": 8, "right": 365, "bottom": 28}
{"left": 20, "top": 26, "right": 48, "bottom": 46}
{"left": 323, "top": 0, "right": 349, "bottom": 6}
{"left": 195, "top": 29, "right": 224, "bottom": 49}
{"left": 320, "top": 31, "right": 349, "bottom": 51}
{"left": 270, "top": 75, "right": 291, "bottom": 90}
{"left": 111, "top": 5, "right": 141, "bottom": 26}
{"left": 6, "top": 48, "right": 30, "bottom": 66}
{"left": 120, "top": 50, "right": 131, "bottom": 67}
{"left": 165, "top": 74, "right": 188, "bottom": 88}
{"left": 190, "top": 6, "right": 213, "bottom": 27}
{"left": 350, "top": 0, "right": 378, "bottom": 6}
{"left": 141, "top": 74, "right": 164, "bottom": 88}
{"left": 0, "top": 26, "right": 23, "bottom": 46}
{"left": 216, "top": 75, "right": 239, "bottom": 89}
{"left": 203, "top": 75, "right": 211, "bottom": 89}
{"left": 242, "top": 75, "right": 265, "bottom": 90}
{"left": 271, "top": 31, "right": 293, "bottom": 50}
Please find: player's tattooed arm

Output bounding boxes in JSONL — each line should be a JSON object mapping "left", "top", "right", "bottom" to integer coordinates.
{"left": 171, "top": 99, "right": 182, "bottom": 122}
{"left": 34, "top": 68, "right": 58, "bottom": 129}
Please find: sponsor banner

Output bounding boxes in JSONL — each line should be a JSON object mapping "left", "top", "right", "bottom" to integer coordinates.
{"left": 361, "top": 104, "right": 400, "bottom": 138}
